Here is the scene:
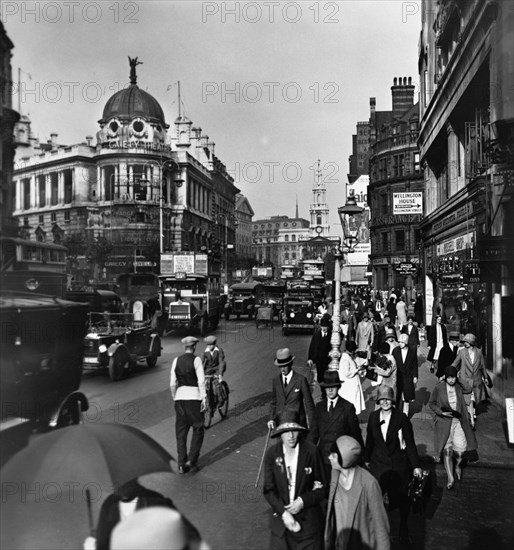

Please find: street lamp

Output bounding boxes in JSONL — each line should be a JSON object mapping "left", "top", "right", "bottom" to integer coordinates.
{"left": 217, "top": 213, "right": 237, "bottom": 286}
{"left": 328, "top": 190, "right": 364, "bottom": 371}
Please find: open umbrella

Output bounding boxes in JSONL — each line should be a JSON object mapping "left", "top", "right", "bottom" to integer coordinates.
{"left": 1, "top": 422, "right": 175, "bottom": 550}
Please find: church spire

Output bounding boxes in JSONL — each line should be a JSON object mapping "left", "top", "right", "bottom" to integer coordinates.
{"left": 295, "top": 195, "right": 299, "bottom": 218}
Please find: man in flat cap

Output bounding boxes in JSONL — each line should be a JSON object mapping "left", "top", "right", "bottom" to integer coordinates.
{"left": 170, "top": 336, "right": 206, "bottom": 474}
{"left": 268, "top": 349, "right": 314, "bottom": 431}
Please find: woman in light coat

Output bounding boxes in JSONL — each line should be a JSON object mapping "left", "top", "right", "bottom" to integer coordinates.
{"left": 338, "top": 341, "right": 366, "bottom": 415}
{"left": 451, "top": 333, "right": 487, "bottom": 428}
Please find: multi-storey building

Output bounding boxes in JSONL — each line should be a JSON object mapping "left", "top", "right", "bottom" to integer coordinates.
{"left": 234, "top": 193, "right": 254, "bottom": 269}
{"left": 347, "top": 121, "right": 370, "bottom": 184}
{"left": 12, "top": 59, "right": 239, "bottom": 285}
{"left": 252, "top": 214, "right": 310, "bottom": 269}
{"left": 0, "top": 22, "right": 19, "bottom": 236}
{"left": 368, "top": 78, "right": 424, "bottom": 292}
{"left": 418, "top": 0, "right": 513, "bottom": 392}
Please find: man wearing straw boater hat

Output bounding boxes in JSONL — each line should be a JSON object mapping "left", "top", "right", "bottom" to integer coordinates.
{"left": 263, "top": 410, "right": 327, "bottom": 550}
{"left": 268, "top": 348, "right": 315, "bottom": 431}
{"left": 307, "top": 370, "right": 363, "bottom": 477}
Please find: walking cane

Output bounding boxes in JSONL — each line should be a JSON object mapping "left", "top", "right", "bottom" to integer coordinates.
{"left": 85, "top": 488, "right": 96, "bottom": 537}
{"left": 255, "top": 425, "right": 272, "bottom": 488}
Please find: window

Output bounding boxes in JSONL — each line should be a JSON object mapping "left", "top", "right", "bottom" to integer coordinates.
{"left": 380, "top": 194, "right": 388, "bottom": 215}
{"left": 292, "top": 235, "right": 296, "bottom": 242}
{"left": 285, "top": 235, "right": 289, "bottom": 242}
{"left": 38, "top": 175, "right": 46, "bottom": 207}
{"left": 51, "top": 212, "right": 56, "bottom": 223}
{"left": 64, "top": 211, "right": 70, "bottom": 223}
{"left": 39, "top": 215, "right": 44, "bottom": 224}
{"left": 381, "top": 232, "right": 389, "bottom": 250}
{"left": 64, "top": 170, "right": 73, "bottom": 203}
{"left": 50, "top": 173, "right": 58, "bottom": 205}
{"left": 22, "top": 178, "right": 30, "bottom": 210}
{"left": 395, "top": 230, "right": 405, "bottom": 251}
{"left": 414, "top": 153, "right": 420, "bottom": 174}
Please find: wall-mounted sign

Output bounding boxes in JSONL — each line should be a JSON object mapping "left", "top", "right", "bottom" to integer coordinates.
{"left": 393, "top": 192, "right": 423, "bottom": 215}
{"left": 395, "top": 262, "right": 418, "bottom": 276}
{"left": 462, "top": 260, "right": 480, "bottom": 283}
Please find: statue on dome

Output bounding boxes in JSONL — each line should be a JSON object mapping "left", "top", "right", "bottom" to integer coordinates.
{"left": 128, "top": 56, "right": 143, "bottom": 85}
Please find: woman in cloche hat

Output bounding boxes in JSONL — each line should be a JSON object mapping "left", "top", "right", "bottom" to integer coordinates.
{"left": 263, "top": 410, "right": 326, "bottom": 550}
{"left": 365, "top": 386, "right": 422, "bottom": 544}
{"left": 451, "top": 333, "right": 488, "bottom": 429}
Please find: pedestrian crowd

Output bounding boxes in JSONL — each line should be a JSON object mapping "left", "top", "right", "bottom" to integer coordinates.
{"left": 84, "top": 287, "right": 490, "bottom": 550}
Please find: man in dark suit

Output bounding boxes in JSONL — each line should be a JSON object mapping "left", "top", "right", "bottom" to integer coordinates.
{"left": 401, "top": 315, "right": 420, "bottom": 351}
{"left": 268, "top": 348, "right": 315, "bottom": 431}
{"left": 365, "top": 386, "right": 422, "bottom": 544}
{"left": 94, "top": 480, "right": 201, "bottom": 550}
{"left": 263, "top": 411, "right": 327, "bottom": 550}
{"left": 307, "top": 370, "right": 363, "bottom": 476}
{"left": 307, "top": 314, "right": 332, "bottom": 399}
{"left": 393, "top": 333, "right": 419, "bottom": 416}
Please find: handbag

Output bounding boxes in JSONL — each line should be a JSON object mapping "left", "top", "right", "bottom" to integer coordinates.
{"left": 407, "top": 470, "right": 432, "bottom": 514}
{"left": 482, "top": 370, "right": 493, "bottom": 389}
{"left": 365, "top": 368, "right": 378, "bottom": 382}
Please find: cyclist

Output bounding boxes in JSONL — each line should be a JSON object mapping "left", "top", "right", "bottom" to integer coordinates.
{"left": 202, "top": 335, "right": 227, "bottom": 402}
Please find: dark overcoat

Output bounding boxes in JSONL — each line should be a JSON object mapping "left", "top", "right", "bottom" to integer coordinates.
{"left": 392, "top": 346, "right": 419, "bottom": 402}
{"left": 307, "top": 397, "right": 364, "bottom": 465}
{"left": 364, "top": 408, "right": 420, "bottom": 497}
{"left": 270, "top": 371, "right": 315, "bottom": 429}
{"left": 263, "top": 439, "right": 327, "bottom": 546}
{"left": 428, "top": 380, "right": 478, "bottom": 455}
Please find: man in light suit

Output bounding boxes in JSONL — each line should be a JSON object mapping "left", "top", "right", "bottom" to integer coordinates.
{"left": 268, "top": 348, "right": 315, "bottom": 431}
{"left": 307, "top": 370, "right": 363, "bottom": 477}
{"left": 263, "top": 411, "right": 327, "bottom": 550}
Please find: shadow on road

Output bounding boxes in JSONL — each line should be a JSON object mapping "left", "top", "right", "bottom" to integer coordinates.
{"left": 200, "top": 391, "right": 272, "bottom": 469}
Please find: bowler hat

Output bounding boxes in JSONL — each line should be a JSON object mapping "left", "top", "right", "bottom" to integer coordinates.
{"left": 320, "top": 314, "right": 331, "bottom": 327}
{"left": 320, "top": 370, "right": 342, "bottom": 388}
{"left": 461, "top": 333, "right": 476, "bottom": 345}
{"left": 203, "top": 335, "right": 217, "bottom": 345}
{"left": 271, "top": 410, "right": 307, "bottom": 438}
{"left": 444, "top": 365, "right": 458, "bottom": 378}
{"left": 448, "top": 331, "right": 460, "bottom": 341}
{"left": 181, "top": 336, "right": 198, "bottom": 346}
{"left": 376, "top": 385, "right": 395, "bottom": 403}
{"left": 274, "top": 348, "right": 295, "bottom": 367}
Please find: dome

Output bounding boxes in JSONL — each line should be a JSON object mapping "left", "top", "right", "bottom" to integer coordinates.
{"left": 99, "top": 84, "right": 167, "bottom": 127}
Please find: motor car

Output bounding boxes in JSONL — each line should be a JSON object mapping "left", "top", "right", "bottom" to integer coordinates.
{"left": 82, "top": 312, "right": 161, "bottom": 381}
{"left": 281, "top": 291, "right": 316, "bottom": 335}
{"left": 225, "top": 282, "right": 261, "bottom": 320}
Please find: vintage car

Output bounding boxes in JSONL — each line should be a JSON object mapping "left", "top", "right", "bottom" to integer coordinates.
{"left": 82, "top": 312, "right": 161, "bottom": 381}
{"left": 258, "top": 283, "right": 285, "bottom": 319}
{"left": 0, "top": 292, "right": 89, "bottom": 426}
{"left": 281, "top": 290, "right": 316, "bottom": 335}
{"left": 225, "top": 282, "right": 261, "bottom": 320}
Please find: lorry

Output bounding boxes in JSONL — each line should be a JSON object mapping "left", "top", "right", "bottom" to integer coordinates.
{"left": 159, "top": 252, "right": 222, "bottom": 336}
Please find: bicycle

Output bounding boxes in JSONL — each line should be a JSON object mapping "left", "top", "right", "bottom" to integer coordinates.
{"left": 203, "top": 374, "right": 230, "bottom": 428}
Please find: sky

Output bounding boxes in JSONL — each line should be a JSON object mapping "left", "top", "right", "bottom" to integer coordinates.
{"left": 4, "top": 0, "right": 422, "bottom": 229}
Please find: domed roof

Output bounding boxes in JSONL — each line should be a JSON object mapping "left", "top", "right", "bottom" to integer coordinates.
{"left": 99, "top": 84, "right": 167, "bottom": 126}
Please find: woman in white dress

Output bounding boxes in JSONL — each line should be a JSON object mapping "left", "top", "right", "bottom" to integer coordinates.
{"left": 338, "top": 340, "right": 366, "bottom": 415}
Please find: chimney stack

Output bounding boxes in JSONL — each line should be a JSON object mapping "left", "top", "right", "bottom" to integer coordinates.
{"left": 85, "top": 135, "right": 93, "bottom": 146}
{"left": 391, "top": 76, "right": 415, "bottom": 119}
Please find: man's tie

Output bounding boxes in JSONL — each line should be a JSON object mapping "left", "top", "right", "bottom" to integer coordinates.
{"left": 328, "top": 400, "right": 334, "bottom": 416}
{"left": 283, "top": 376, "right": 288, "bottom": 388}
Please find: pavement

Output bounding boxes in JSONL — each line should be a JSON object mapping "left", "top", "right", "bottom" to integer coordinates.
{"left": 143, "top": 339, "right": 514, "bottom": 550}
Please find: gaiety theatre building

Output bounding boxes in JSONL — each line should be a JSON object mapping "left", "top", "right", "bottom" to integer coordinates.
{"left": 12, "top": 59, "right": 239, "bottom": 285}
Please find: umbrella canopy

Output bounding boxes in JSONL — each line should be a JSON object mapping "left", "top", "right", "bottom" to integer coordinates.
{"left": 1, "top": 422, "right": 175, "bottom": 549}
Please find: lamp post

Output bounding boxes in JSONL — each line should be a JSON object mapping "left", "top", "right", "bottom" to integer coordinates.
{"left": 328, "top": 190, "right": 364, "bottom": 371}
{"left": 217, "top": 213, "right": 237, "bottom": 287}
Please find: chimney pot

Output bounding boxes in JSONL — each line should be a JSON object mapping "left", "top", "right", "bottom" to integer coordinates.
{"left": 393, "top": 77, "right": 397, "bottom": 86}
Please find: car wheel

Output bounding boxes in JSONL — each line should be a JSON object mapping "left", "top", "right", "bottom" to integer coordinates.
{"left": 109, "top": 354, "right": 128, "bottom": 381}
{"left": 147, "top": 337, "right": 161, "bottom": 368}
{"left": 218, "top": 382, "right": 229, "bottom": 418}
